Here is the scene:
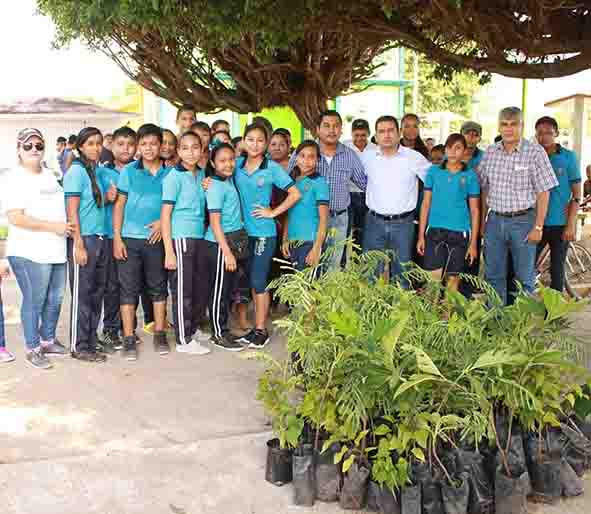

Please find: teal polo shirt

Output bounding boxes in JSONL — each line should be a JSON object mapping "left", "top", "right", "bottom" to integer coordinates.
{"left": 467, "top": 147, "right": 483, "bottom": 170}
{"left": 205, "top": 175, "right": 243, "bottom": 243}
{"left": 424, "top": 163, "right": 480, "bottom": 233}
{"left": 545, "top": 145, "right": 581, "bottom": 226}
{"left": 98, "top": 164, "right": 120, "bottom": 239}
{"left": 117, "top": 159, "right": 170, "bottom": 239}
{"left": 234, "top": 157, "right": 295, "bottom": 237}
{"left": 63, "top": 160, "right": 106, "bottom": 236}
{"left": 287, "top": 173, "right": 330, "bottom": 242}
{"left": 162, "top": 164, "right": 206, "bottom": 239}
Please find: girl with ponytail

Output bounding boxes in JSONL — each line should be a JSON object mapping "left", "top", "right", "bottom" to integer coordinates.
{"left": 64, "top": 127, "right": 114, "bottom": 363}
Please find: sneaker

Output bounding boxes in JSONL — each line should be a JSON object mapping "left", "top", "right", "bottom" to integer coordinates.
{"left": 71, "top": 349, "right": 107, "bottom": 363}
{"left": 102, "top": 331, "right": 123, "bottom": 351}
{"left": 249, "top": 329, "right": 270, "bottom": 349}
{"left": 26, "top": 349, "right": 53, "bottom": 369}
{"left": 143, "top": 321, "right": 155, "bottom": 336}
{"left": 235, "top": 329, "right": 256, "bottom": 345}
{"left": 153, "top": 332, "right": 170, "bottom": 355}
{"left": 95, "top": 337, "right": 116, "bottom": 355}
{"left": 192, "top": 328, "right": 210, "bottom": 342}
{"left": 121, "top": 336, "right": 138, "bottom": 361}
{"left": 40, "top": 339, "right": 68, "bottom": 356}
{"left": 176, "top": 339, "right": 211, "bottom": 355}
{"left": 0, "top": 348, "right": 15, "bottom": 364}
{"left": 211, "top": 333, "right": 245, "bottom": 352}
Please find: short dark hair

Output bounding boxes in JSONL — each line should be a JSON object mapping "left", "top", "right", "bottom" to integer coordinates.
{"left": 273, "top": 127, "right": 291, "bottom": 138}
{"left": 231, "top": 136, "right": 242, "bottom": 147}
{"left": 211, "top": 119, "right": 230, "bottom": 131}
{"left": 176, "top": 103, "right": 196, "bottom": 120}
{"left": 213, "top": 129, "right": 231, "bottom": 139}
{"left": 425, "top": 137, "right": 435, "bottom": 143}
{"left": 317, "top": 110, "right": 342, "bottom": 127}
{"left": 190, "top": 121, "right": 211, "bottom": 135}
{"left": 431, "top": 144, "right": 445, "bottom": 154}
{"left": 444, "top": 133, "right": 467, "bottom": 149}
{"left": 67, "top": 134, "right": 77, "bottom": 145}
{"left": 535, "top": 116, "right": 559, "bottom": 132}
{"left": 113, "top": 126, "right": 137, "bottom": 141}
{"left": 375, "top": 115, "right": 399, "bottom": 132}
{"left": 178, "top": 130, "right": 202, "bottom": 149}
{"left": 137, "top": 123, "right": 163, "bottom": 143}
{"left": 57, "top": 136, "right": 67, "bottom": 143}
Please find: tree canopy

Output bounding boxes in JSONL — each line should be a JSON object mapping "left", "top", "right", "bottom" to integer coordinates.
{"left": 38, "top": 1, "right": 591, "bottom": 129}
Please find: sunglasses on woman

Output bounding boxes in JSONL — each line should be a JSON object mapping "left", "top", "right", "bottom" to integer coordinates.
{"left": 22, "top": 142, "right": 45, "bottom": 152}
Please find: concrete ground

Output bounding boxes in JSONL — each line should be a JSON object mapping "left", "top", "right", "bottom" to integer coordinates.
{"left": 0, "top": 275, "right": 590, "bottom": 514}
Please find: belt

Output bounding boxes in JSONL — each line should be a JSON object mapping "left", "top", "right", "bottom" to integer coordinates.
{"left": 369, "top": 209, "right": 414, "bottom": 221}
{"left": 329, "top": 208, "right": 348, "bottom": 217}
{"left": 492, "top": 207, "right": 533, "bottom": 218}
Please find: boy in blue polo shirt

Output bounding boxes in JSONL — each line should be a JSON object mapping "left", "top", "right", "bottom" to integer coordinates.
{"left": 281, "top": 140, "right": 330, "bottom": 271}
{"left": 417, "top": 133, "right": 480, "bottom": 292}
{"left": 534, "top": 116, "right": 582, "bottom": 292}
{"left": 98, "top": 126, "right": 137, "bottom": 351}
{"left": 161, "top": 130, "right": 211, "bottom": 356}
{"left": 113, "top": 123, "right": 170, "bottom": 361}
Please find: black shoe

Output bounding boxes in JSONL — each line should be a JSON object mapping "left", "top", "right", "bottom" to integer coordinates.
{"left": 71, "top": 349, "right": 107, "bottom": 363}
{"left": 153, "top": 332, "right": 169, "bottom": 355}
{"left": 102, "top": 331, "right": 123, "bottom": 351}
{"left": 249, "top": 330, "right": 270, "bottom": 349}
{"left": 122, "top": 336, "right": 138, "bottom": 361}
{"left": 211, "top": 333, "right": 245, "bottom": 352}
{"left": 235, "top": 329, "right": 256, "bottom": 345}
{"left": 95, "top": 335, "right": 116, "bottom": 355}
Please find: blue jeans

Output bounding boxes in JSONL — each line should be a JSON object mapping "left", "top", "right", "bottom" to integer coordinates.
{"left": 7, "top": 257, "right": 66, "bottom": 351}
{"left": 291, "top": 242, "right": 315, "bottom": 271}
{"left": 325, "top": 211, "right": 349, "bottom": 272}
{"left": 484, "top": 210, "right": 536, "bottom": 305}
{"left": 363, "top": 212, "right": 415, "bottom": 287}
{"left": 248, "top": 237, "right": 277, "bottom": 294}
{"left": 0, "top": 287, "right": 5, "bottom": 349}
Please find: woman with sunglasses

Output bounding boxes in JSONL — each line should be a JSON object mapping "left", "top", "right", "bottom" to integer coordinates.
{"left": 64, "top": 127, "right": 113, "bottom": 362}
{"left": 3, "top": 129, "right": 75, "bottom": 369}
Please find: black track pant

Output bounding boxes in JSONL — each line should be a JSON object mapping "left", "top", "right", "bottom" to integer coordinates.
{"left": 204, "top": 241, "right": 237, "bottom": 338}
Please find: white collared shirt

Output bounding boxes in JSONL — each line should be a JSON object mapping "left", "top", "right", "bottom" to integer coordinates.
{"left": 361, "top": 145, "right": 431, "bottom": 215}
{"left": 343, "top": 140, "right": 376, "bottom": 192}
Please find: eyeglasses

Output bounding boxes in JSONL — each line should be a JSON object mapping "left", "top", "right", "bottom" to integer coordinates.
{"left": 22, "top": 142, "right": 45, "bottom": 152}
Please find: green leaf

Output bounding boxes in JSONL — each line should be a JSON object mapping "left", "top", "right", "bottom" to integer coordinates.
{"left": 411, "top": 447, "right": 426, "bottom": 462}
{"left": 566, "top": 393, "right": 576, "bottom": 407}
{"left": 394, "top": 375, "right": 439, "bottom": 399}
{"left": 334, "top": 445, "right": 348, "bottom": 464}
{"left": 342, "top": 454, "right": 356, "bottom": 473}
{"left": 355, "top": 429, "right": 369, "bottom": 447}
{"left": 414, "top": 429, "right": 430, "bottom": 448}
{"left": 374, "top": 424, "right": 392, "bottom": 436}
{"left": 413, "top": 347, "right": 443, "bottom": 377}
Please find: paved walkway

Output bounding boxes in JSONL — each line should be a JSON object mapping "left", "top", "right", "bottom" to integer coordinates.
{"left": 1, "top": 275, "right": 590, "bottom": 514}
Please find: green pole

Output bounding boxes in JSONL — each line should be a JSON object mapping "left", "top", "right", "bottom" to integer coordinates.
{"left": 521, "top": 79, "right": 528, "bottom": 117}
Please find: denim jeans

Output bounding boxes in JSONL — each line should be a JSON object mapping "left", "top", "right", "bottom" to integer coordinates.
{"left": 325, "top": 211, "right": 349, "bottom": 272}
{"left": 363, "top": 212, "right": 415, "bottom": 287}
{"left": 7, "top": 257, "right": 66, "bottom": 350}
{"left": 484, "top": 210, "right": 536, "bottom": 305}
{"left": 0, "top": 287, "right": 5, "bottom": 349}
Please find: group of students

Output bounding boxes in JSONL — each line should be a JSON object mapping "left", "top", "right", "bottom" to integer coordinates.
{"left": 0, "top": 106, "right": 332, "bottom": 368}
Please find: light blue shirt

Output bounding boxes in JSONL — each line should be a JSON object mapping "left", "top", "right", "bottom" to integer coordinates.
{"left": 162, "top": 164, "right": 206, "bottom": 239}
{"left": 98, "top": 164, "right": 120, "bottom": 239}
{"left": 234, "top": 156, "right": 294, "bottom": 237}
{"left": 287, "top": 174, "right": 329, "bottom": 242}
{"left": 205, "top": 175, "right": 243, "bottom": 243}
{"left": 545, "top": 145, "right": 581, "bottom": 226}
{"left": 117, "top": 159, "right": 170, "bottom": 239}
{"left": 63, "top": 161, "right": 106, "bottom": 236}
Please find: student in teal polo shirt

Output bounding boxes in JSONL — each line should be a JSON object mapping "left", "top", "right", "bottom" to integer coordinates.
{"left": 113, "top": 123, "right": 170, "bottom": 361}
{"left": 417, "top": 133, "right": 480, "bottom": 292}
{"left": 161, "top": 130, "right": 211, "bottom": 356}
{"left": 534, "top": 116, "right": 582, "bottom": 292}
{"left": 233, "top": 123, "right": 301, "bottom": 348}
{"left": 203, "top": 143, "right": 247, "bottom": 351}
{"left": 281, "top": 140, "right": 330, "bottom": 271}
{"left": 98, "top": 126, "right": 137, "bottom": 351}
{"left": 64, "top": 127, "right": 113, "bottom": 363}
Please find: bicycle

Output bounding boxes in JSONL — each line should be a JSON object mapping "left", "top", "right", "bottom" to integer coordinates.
{"left": 536, "top": 241, "right": 591, "bottom": 299}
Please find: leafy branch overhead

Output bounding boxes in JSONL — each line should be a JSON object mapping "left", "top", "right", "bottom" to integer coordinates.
{"left": 38, "top": 1, "right": 591, "bottom": 128}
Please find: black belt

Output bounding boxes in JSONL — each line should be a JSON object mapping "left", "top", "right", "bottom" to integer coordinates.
{"left": 329, "top": 208, "right": 348, "bottom": 217}
{"left": 369, "top": 209, "right": 414, "bottom": 221}
{"left": 492, "top": 207, "right": 533, "bottom": 218}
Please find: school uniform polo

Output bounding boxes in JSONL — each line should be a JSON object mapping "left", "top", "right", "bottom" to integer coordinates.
{"left": 234, "top": 156, "right": 295, "bottom": 238}
{"left": 117, "top": 159, "right": 170, "bottom": 239}
{"left": 162, "top": 163, "right": 206, "bottom": 239}
{"left": 545, "top": 145, "right": 581, "bottom": 227}
{"left": 424, "top": 164, "right": 480, "bottom": 233}
{"left": 466, "top": 147, "right": 483, "bottom": 171}
{"left": 205, "top": 175, "right": 243, "bottom": 242}
{"left": 287, "top": 173, "right": 330, "bottom": 242}
{"left": 98, "top": 164, "right": 120, "bottom": 239}
{"left": 63, "top": 161, "right": 106, "bottom": 236}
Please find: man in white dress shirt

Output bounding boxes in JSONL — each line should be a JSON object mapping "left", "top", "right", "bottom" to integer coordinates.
{"left": 361, "top": 115, "right": 431, "bottom": 286}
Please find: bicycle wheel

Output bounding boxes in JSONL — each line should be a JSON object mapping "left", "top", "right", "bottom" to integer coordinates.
{"left": 565, "top": 242, "right": 591, "bottom": 299}
{"left": 536, "top": 246, "right": 552, "bottom": 289}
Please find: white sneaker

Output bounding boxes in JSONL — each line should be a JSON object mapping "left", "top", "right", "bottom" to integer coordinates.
{"left": 192, "top": 329, "right": 210, "bottom": 342}
{"left": 176, "top": 340, "right": 211, "bottom": 355}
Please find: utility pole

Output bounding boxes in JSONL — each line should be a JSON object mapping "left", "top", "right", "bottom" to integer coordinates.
{"left": 412, "top": 51, "right": 419, "bottom": 113}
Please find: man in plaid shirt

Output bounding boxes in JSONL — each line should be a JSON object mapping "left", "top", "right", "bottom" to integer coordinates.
{"left": 478, "top": 107, "right": 558, "bottom": 305}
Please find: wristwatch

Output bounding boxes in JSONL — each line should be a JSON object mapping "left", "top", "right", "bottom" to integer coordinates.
{"left": 534, "top": 225, "right": 543, "bottom": 232}
{"left": 571, "top": 198, "right": 581, "bottom": 204}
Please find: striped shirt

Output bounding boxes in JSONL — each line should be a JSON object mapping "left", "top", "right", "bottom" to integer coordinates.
{"left": 288, "top": 142, "right": 367, "bottom": 212}
{"left": 477, "top": 139, "right": 558, "bottom": 213}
